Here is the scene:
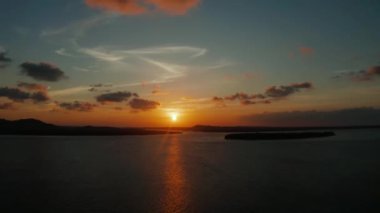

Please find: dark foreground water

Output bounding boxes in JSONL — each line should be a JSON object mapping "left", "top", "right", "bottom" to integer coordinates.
{"left": 1, "top": 130, "right": 380, "bottom": 213}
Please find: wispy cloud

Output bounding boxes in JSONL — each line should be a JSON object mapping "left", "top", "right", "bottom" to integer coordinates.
{"left": 40, "top": 14, "right": 113, "bottom": 38}
{"left": 140, "top": 57, "right": 186, "bottom": 79}
{"left": 118, "top": 46, "right": 207, "bottom": 58}
{"left": 55, "top": 48, "right": 76, "bottom": 57}
{"left": 52, "top": 45, "right": 211, "bottom": 94}
{"left": 50, "top": 44, "right": 232, "bottom": 98}
{"left": 78, "top": 47, "right": 125, "bottom": 62}
{"left": 334, "top": 65, "right": 380, "bottom": 82}
{"left": 213, "top": 82, "right": 313, "bottom": 106}
{"left": 73, "top": 45, "right": 207, "bottom": 61}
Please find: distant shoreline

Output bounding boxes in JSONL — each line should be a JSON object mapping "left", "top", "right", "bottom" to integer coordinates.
{"left": 0, "top": 119, "right": 180, "bottom": 136}
{"left": 0, "top": 118, "right": 379, "bottom": 136}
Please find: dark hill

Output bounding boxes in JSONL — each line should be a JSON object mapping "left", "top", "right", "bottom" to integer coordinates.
{"left": 0, "top": 119, "right": 180, "bottom": 136}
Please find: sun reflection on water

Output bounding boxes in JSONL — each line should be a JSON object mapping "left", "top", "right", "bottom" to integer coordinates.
{"left": 161, "top": 135, "right": 189, "bottom": 213}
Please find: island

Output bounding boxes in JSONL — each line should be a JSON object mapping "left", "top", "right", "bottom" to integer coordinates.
{"left": 225, "top": 132, "right": 336, "bottom": 140}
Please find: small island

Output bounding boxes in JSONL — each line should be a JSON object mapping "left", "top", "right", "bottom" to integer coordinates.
{"left": 225, "top": 132, "right": 335, "bottom": 140}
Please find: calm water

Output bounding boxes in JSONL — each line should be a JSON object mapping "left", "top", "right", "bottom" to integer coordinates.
{"left": 1, "top": 130, "right": 380, "bottom": 213}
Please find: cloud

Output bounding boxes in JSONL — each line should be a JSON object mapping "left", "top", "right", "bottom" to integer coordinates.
{"left": 334, "top": 65, "right": 380, "bottom": 82}
{"left": 0, "top": 52, "right": 11, "bottom": 62}
{"left": 213, "top": 82, "right": 312, "bottom": 106}
{"left": 0, "top": 102, "right": 15, "bottom": 110}
{"left": 17, "top": 82, "right": 48, "bottom": 92}
{"left": 242, "top": 107, "right": 380, "bottom": 126}
{"left": 141, "top": 58, "right": 186, "bottom": 80}
{"left": 212, "top": 96, "right": 226, "bottom": 107}
{"left": 58, "top": 101, "right": 97, "bottom": 112}
{"left": 49, "top": 44, "right": 227, "bottom": 98}
{"left": 129, "top": 98, "right": 160, "bottom": 111}
{"left": 40, "top": 14, "right": 112, "bottom": 38}
{"left": 55, "top": 45, "right": 215, "bottom": 90}
{"left": 85, "top": 0, "right": 200, "bottom": 15}
{"left": 88, "top": 83, "right": 113, "bottom": 92}
{"left": 119, "top": 46, "right": 207, "bottom": 58}
{"left": 0, "top": 87, "right": 50, "bottom": 103}
{"left": 0, "top": 48, "right": 12, "bottom": 68}
{"left": 90, "top": 83, "right": 113, "bottom": 88}
{"left": 265, "top": 82, "right": 313, "bottom": 98}
{"left": 79, "top": 48, "right": 124, "bottom": 62}
{"left": 222, "top": 93, "right": 267, "bottom": 105}
{"left": 299, "top": 46, "right": 314, "bottom": 56}
{"left": 147, "top": 0, "right": 200, "bottom": 15}
{"left": 96, "top": 91, "right": 138, "bottom": 104}
{"left": 30, "top": 92, "right": 50, "bottom": 103}
{"left": 77, "top": 45, "right": 207, "bottom": 62}
{"left": 20, "top": 62, "right": 67, "bottom": 82}
{"left": 55, "top": 48, "right": 76, "bottom": 57}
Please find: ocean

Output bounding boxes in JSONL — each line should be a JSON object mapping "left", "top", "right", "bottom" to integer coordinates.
{"left": 0, "top": 129, "right": 379, "bottom": 212}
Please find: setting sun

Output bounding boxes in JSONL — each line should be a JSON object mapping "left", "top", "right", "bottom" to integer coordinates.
{"left": 170, "top": 113, "right": 178, "bottom": 122}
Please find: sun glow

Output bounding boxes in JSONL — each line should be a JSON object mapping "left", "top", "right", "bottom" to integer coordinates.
{"left": 170, "top": 112, "right": 178, "bottom": 122}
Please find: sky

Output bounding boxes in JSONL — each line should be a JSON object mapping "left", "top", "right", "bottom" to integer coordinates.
{"left": 0, "top": 0, "right": 380, "bottom": 127}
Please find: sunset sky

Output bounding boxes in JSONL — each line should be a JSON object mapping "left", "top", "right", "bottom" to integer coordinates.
{"left": 0, "top": 0, "right": 380, "bottom": 127}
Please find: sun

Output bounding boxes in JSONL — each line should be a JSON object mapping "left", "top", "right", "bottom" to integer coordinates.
{"left": 170, "top": 112, "right": 178, "bottom": 122}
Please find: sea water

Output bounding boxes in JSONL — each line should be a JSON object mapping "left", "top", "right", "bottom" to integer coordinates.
{"left": 0, "top": 129, "right": 379, "bottom": 212}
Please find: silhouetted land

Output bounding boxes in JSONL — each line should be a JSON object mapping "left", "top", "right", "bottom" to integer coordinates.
{"left": 225, "top": 132, "right": 335, "bottom": 140}
{"left": 0, "top": 119, "right": 180, "bottom": 136}
{"left": 1, "top": 119, "right": 379, "bottom": 136}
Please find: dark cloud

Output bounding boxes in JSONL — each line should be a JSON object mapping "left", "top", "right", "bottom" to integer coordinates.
{"left": 265, "top": 82, "right": 313, "bottom": 98}
{"left": 0, "top": 87, "right": 31, "bottom": 102}
{"left": 88, "top": 83, "right": 113, "bottom": 92}
{"left": 17, "top": 81, "right": 48, "bottom": 91}
{"left": 242, "top": 107, "right": 380, "bottom": 126}
{"left": 225, "top": 92, "right": 251, "bottom": 101}
{"left": 0, "top": 52, "right": 11, "bottom": 62}
{"left": 0, "top": 87, "right": 50, "bottom": 103}
{"left": 96, "top": 91, "right": 138, "bottom": 104}
{"left": 20, "top": 62, "right": 67, "bottom": 82}
{"left": 90, "top": 83, "right": 113, "bottom": 88}
{"left": 334, "top": 66, "right": 380, "bottom": 82}
{"left": 129, "top": 98, "right": 160, "bottom": 111}
{"left": 85, "top": 0, "right": 200, "bottom": 15}
{"left": 223, "top": 92, "right": 267, "bottom": 105}
{"left": 0, "top": 102, "right": 15, "bottom": 110}
{"left": 30, "top": 92, "right": 50, "bottom": 103}
{"left": 58, "top": 101, "right": 97, "bottom": 112}
{"left": 0, "top": 49, "right": 12, "bottom": 68}
{"left": 212, "top": 96, "right": 226, "bottom": 107}
{"left": 212, "top": 82, "right": 312, "bottom": 106}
